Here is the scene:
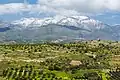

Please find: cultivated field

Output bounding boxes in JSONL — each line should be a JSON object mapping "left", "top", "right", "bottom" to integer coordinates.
{"left": 0, "top": 40, "right": 120, "bottom": 80}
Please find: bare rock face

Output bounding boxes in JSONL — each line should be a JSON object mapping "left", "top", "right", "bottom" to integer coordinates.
{"left": 70, "top": 60, "right": 82, "bottom": 66}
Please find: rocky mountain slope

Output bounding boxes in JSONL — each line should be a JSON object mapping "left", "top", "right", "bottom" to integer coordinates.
{"left": 0, "top": 16, "right": 119, "bottom": 42}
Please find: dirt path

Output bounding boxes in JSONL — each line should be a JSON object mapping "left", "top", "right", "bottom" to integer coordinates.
{"left": 0, "top": 53, "right": 68, "bottom": 63}
{"left": 0, "top": 55, "right": 57, "bottom": 63}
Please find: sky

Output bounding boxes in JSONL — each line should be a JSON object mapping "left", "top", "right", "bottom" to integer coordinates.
{"left": 0, "top": 0, "right": 120, "bottom": 25}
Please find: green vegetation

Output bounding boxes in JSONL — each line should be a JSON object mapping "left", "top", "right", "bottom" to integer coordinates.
{"left": 0, "top": 40, "right": 120, "bottom": 80}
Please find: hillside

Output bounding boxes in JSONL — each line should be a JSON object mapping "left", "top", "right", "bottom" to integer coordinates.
{"left": 0, "top": 16, "right": 119, "bottom": 42}
{"left": 0, "top": 40, "right": 120, "bottom": 79}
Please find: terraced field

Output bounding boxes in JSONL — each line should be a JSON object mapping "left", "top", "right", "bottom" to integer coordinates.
{"left": 0, "top": 40, "right": 120, "bottom": 80}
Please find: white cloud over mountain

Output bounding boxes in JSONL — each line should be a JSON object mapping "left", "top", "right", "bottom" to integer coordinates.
{"left": 38, "top": 0, "right": 120, "bottom": 12}
{"left": 0, "top": 0, "right": 120, "bottom": 16}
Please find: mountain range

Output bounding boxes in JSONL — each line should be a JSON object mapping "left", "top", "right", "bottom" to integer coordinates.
{"left": 0, "top": 16, "right": 119, "bottom": 43}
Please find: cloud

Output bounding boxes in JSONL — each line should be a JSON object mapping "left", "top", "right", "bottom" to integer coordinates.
{"left": 0, "top": 0, "right": 120, "bottom": 16}
{"left": 38, "top": 0, "right": 120, "bottom": 12}
{"left": 0, "top": 3, "right": 26, "bottom": 15}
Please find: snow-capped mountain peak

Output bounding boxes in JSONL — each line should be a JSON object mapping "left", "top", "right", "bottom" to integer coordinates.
{"left": 0, "top": 15, "right": 119, "bottom": 42}
{"left": 12, "top": 15, "right": 104, "bottom": 30}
